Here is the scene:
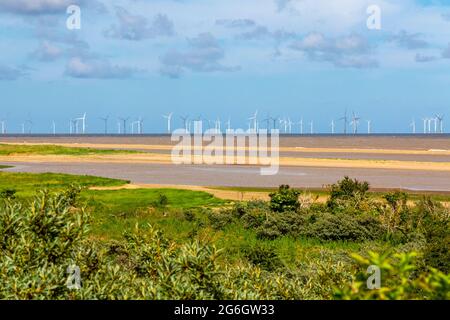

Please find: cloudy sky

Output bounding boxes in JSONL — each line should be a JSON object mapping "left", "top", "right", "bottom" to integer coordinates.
{"left": 0, "top": 0, "right": 449, "bottom": 133}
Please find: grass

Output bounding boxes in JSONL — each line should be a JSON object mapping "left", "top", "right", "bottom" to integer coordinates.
{"left": 0, "top": 144, "right": 139, "bottom": 156}
{"left": 0, "top": 171, "right": 128, "bottom": 197}
{"left": 0, "top": 165, "right": 12, "bottom": 169}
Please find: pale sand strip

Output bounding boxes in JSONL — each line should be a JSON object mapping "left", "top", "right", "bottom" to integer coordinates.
{"left": 1, "top": 153, "right": 450, "bottom": 172}
{"left": 2, "top": 141, "right": 450, "bottom": 156}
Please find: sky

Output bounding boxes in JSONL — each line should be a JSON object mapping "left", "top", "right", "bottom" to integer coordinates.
{"left": 0, "top": 0, "right": 450, "bottom": 134}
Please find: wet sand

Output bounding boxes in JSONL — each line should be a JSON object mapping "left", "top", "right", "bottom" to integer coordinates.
{"left": 1, "top": 135, "right": 449, "bottom": 192}
{"left": 2, "top": 161, "right": 450, "bottom": 192}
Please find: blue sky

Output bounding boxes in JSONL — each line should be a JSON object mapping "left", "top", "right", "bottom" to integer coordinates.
{"left": 0, "top": 0, "right": 449, "bottom": 133}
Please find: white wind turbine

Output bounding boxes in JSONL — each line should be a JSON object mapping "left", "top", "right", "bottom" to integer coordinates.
{"left": 410, "top": 119, "right": 416, "bottom": 134}
{"left": 287, "top": 118, "right": 293, "bottom": 134}
{"left": 248, "top": 110, "right": 258, "bottom": 133}
{"left": 310, "top": 120, "right": 314, "bottom": 134}
{"left": 180, "top": 115, "right": 189, "bottom": 132}
{"left": 435, "top": 114, "right": 444, "bottom": 134}
{"left": 422, "top": 118, "right": 428, "bottom": 134}
{"left": 331, "top": 120, "right": 335, "bottom": 134}
{"left": 163, "top": 112, "right": 173, "bottom": 133}
{"left": 100, "top": 116, "right": 109, "bottom": 134}
{"left": 1, "top": 119, "right": 6, "bottom": 134}
{"left": 367, "top": 120, "right": 371, "bottom": 134}
{"left": 118, "top": 117, "right": 130, "bottom": 135}
{"left": 215, "top": 118, "right": 221, "bottom": 133}
{"left": 350, "top": 112, "right": 360, "bottom": 134}
{"left": 74, "top": 113, "right": 86, "bottom": 134}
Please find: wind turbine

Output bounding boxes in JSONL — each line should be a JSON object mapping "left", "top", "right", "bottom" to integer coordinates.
{"left": 331, "top": 120, "right": 335, "bottom": 134}
{"left": 100, "top": 116, "right": 109, "bottom": 134}
{"left": 75, "top": 113, "right": 86, "bottom": 134}
{"left": 215, "top": 118, "right": 221, "bottom": 133}
{"left": 410, "top": 119, "right": 416, "bottom": 134}
{"left": 435, "top": 114, "right": 444, "bottom": 134}
{"left": 226, "top": 117, "right": 231, "bottom": 131}
{"left": 310, "top": 120, "right": 314, "bottom": 134}
{"left": 350, "top": 111, "right": 360, "bottom": 134}
{"left": 422, "top": 118, "right": 428, "bottom": 134}
{"left": 26, "top": 119, "right": 33, "bottom": 134}
{"left": 180, "top": 115, "right": 189, "bottom": 132}
{"left": 367, "top": 120, "right": 371, "bottom": 135}
{"left": 0, "top": 119, "right": 6, "bottom": 134}
{"left": 339, "top": 110, "right": 348, "bottom": 134}
{"left": 162, "top": 112, "right": 173, "bottom": 133}
{"left": 119, "top": 117, "right": 130, "bottom": 135}
{"left": 52, "top": 121, "right": 56, "bottom": 135}
{"left": 299, "top": 118, "right": 304, "bottom": 135}
{"left": 248, "top": 110, "right": 258, "bottom": 133}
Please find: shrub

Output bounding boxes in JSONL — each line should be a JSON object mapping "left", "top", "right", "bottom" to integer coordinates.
{"left": 207, "top": 210, "right": 234, "bottom": 230}
{"left": 256, "top": 212, "right": 305, "bottom": 240}
{"left": 335, "top": 251, "right": 450, "bottom": 300}
{"left": 327, "top": 177, "right": 370, "bottom": 211}
{"left": 183, "top": 209, "right": 196, "bottom": 222}
{"left": 241, "top": 244, "right": 284, "bottom": 271}
{"left": 0, "top": 189, "right": 16, "bottom": 200}
{"left": 269, "top": 185, "right": 300, "bottom": 213}
{"left": 302, "top": 213, "right": 385, "bottom": 242}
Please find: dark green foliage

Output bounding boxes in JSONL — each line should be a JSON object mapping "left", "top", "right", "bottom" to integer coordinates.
{"left": 183, "top": 209, "right": 196, "bottom": 222}
{"left": 269, "top": 185, "right": 300, "bottom": 212}
{"left": 0, "top": 189, "right": 16, "bottom": 200}
{"left": 303, "top": 213, "right": 385, "bottom": 242}
{"left": 327, "top": 177, "right": 370, "bottom": 211}
{"left": 384, "top": 191, "right": 408, "bottom": 213}
{"left": 256, "top": 212, "right": 305, "bottom": 240}
{"left": 208, "top": 210, "right": 234, "bottom": 230}
{"left": 241, "top": 244, "right": 284, "bottom": 271}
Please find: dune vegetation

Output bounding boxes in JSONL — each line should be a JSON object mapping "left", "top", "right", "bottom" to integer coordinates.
{"left": 0, "top": 172, "right": 448, "bottom": 300}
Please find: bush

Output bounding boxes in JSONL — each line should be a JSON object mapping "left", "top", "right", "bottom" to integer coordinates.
{"left": 241, "top": 244, "right": 284, "bottom": 271}
{"left": 269, "top": 185, "right": 300, "bottom": 213}
{"left": 327, "top": 177, "right": 370, "bottom": 212}
{"left": 207, "top": 210, "right": 234, "bottom": 230}
{"left": 335, "top": 251, "right": 450, "bottom": 300}
{"left": 302, "top": 213, "right": 385, "bottom": 242}
{"left": 256, "top": 212, "right": 306, "bottom": 240}
{"left": 0, "top": 189, "right": 16, "bottom": 200}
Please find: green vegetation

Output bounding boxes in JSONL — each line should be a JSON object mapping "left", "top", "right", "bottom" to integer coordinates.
{"left": 0, "top": 172, "right": 448, "bottom": 300}
{"left": 0, "top": 165, "right": 12, "bottom": 169}
{"left": 0, "top": 144, "right": 138, "bottom": 156}
{"left": 0, "top": 171, "right": 128, "bottom": 197}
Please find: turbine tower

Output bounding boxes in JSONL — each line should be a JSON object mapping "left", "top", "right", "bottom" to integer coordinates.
{"left": 435, "top": 114, "right": 444, "bottom": 134}
{"left": 367, "top": 120, "right": 371, "bottom": 135}
{"left": 350, "top": 112, "right": 360, "bottom": 134}
{"left": 331, "top": 120, "right": 335, "bottom": 134}
{"left": 74, "top": 113, "right": 86, "bottom": 134}
{"left": 248, "top": 110, "right": 258, "bottom": 133}
{"left": 339, "top": 110, "right": 348, "bottom": 134}
{"left": 119, "top": 117, "right": 130, "bottom": 135}
{"left": 162, "top": 112, "right": 173, "bottom": 133}
{"left": 100, "top": 116, "right": 109, "bottom": 134}
{"left": 0, "top": 120, "right": 6, "bottom": 134}
{"left": 52, "top": 121, "right": 56, "bottom": 135}
{"left": 410, "top": 119, "right": 416, "bottom": 134}
{"left": 180, "top": 115, "right": 189, "bottom": 132}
